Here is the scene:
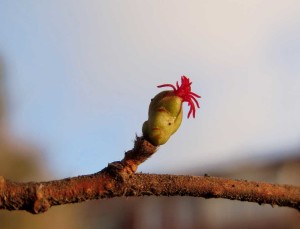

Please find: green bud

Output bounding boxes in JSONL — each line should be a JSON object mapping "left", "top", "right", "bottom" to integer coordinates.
{"left": 143, "top": 91, "right": 183, "bottom": 146}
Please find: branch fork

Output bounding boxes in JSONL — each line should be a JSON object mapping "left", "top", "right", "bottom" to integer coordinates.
{"left": 0, "top": 137, "right": 299, "bottom": 214}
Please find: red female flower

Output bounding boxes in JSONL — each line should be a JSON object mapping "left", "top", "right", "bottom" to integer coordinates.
{"left": 157, "top": 75, "right": 201, "bottom": 118}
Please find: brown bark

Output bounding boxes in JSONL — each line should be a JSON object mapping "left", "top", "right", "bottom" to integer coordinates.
{"left": 0, "top": 137, "right": 299, "bottom": 214}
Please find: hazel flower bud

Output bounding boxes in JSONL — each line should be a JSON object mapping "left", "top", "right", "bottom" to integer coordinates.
{"left": 143, "top": 76, "right": 201, "bottom": 146}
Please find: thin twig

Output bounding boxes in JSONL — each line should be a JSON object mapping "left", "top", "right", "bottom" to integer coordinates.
{"left": 0, "top": 137, "right": 299, "bottom": 214}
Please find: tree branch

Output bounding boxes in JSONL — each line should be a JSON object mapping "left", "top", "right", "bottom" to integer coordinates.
{"left": 0, "top": 137, "right": 299, "bottom": 214}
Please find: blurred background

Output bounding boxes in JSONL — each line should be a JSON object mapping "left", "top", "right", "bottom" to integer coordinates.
{"left": 0, "top": 1, "right": 299, "bottom": 228}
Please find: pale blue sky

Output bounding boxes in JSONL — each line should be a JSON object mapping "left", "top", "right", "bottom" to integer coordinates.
{"left": 1, "top": 1, "right": 300, "bottom": 177}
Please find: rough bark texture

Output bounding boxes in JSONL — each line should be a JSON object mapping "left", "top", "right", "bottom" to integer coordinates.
{"left": 0, "top": 137, "right": 299, "bottom": 214}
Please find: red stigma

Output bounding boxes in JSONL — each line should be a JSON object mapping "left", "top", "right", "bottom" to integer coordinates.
{"left": 157, "top": 75, "right": 201, "bottom": 118}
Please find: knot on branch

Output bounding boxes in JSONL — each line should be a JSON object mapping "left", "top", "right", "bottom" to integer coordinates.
{"left": 32, "top": 184, "right": 50, "bottom": 214}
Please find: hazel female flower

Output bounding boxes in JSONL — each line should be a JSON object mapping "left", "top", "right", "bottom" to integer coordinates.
{"left": 142, "top": 76, "right": 201, "bottom": 146}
